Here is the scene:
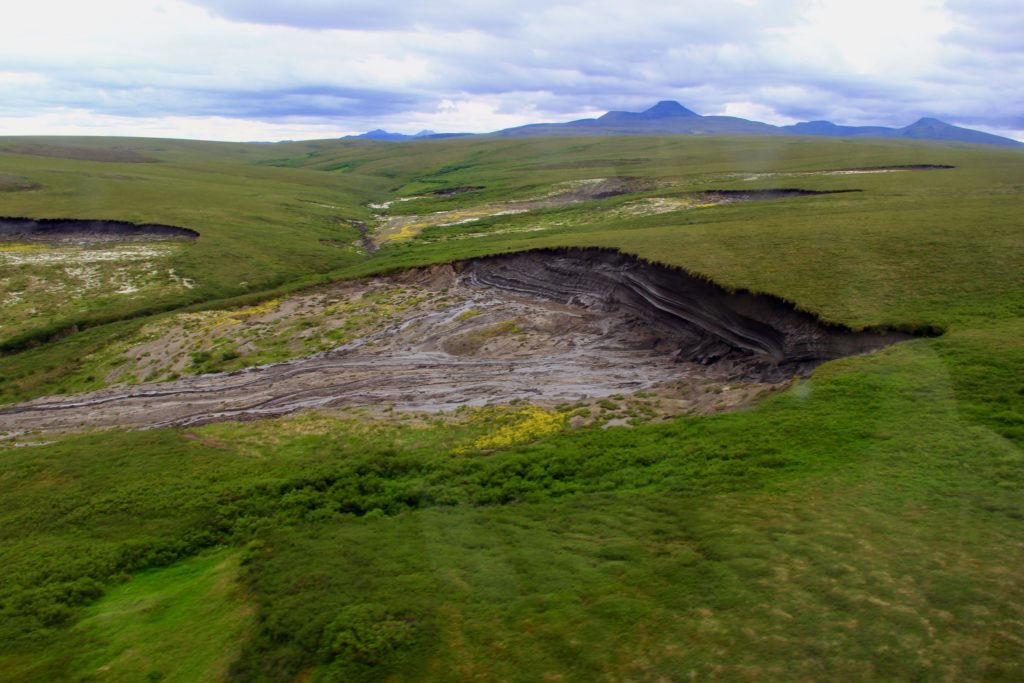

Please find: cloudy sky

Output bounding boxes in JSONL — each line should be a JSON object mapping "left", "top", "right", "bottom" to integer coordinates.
{"left": 0, "top": 0, "right": 1021, "bottom": 141}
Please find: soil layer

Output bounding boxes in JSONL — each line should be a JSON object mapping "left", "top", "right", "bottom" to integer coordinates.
{"left": 0, "top": 217, "right": 198, "bottom": 243}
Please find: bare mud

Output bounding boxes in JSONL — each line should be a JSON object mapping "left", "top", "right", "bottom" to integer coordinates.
{"left": 0, "top": 217, "right": 198, "bottom": 244}
{"left": 0, "top": 248, "right": 914, "bottom": 438}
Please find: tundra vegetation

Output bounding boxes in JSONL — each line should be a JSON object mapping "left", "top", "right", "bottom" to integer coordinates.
{"left": 0, "top": 133, "right": 1021, "bottom": 681}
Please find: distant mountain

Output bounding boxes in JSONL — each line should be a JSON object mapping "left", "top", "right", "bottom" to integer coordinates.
{"left": 491, "top": 101, "right": 1022, "bottom": 147}
{"left": 780, "top": 117, "right": 1020, "bottom": 147}
{"left": 898, "top": 118, "right": 1020, "bottom": 146}
{"left": 493, "top": 101, "right": 781, "bottom": 138}
{"left": 598, "top": 100, "right": 699, "bottom": 123}
{"left": 344, "top": 101, "right": 1020, "bottom": 147}
{"left": 782, "top": 120, "right": 896, "bottom": 137}
{"left": 343, "top": 129, "right": 470, "bottom": 142}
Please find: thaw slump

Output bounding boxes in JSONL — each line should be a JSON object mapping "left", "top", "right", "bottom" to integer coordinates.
{"left": 462, "top": 249, "right": 911, "bottom": 381}
{"left": 0, "top": 217, "right": 198, "bottom": 243}
{"left": 0, "top": 248, "right": 914, "bottom": 436}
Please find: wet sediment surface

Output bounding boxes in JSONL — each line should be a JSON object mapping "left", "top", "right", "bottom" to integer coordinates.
{"left": 0, "top": 248, "right": 914, "bottom": 436}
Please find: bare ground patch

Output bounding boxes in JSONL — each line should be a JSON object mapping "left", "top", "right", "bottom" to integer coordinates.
{"left": 0, "top": 242, "right": 191, "bottom": 341}
{"left": 0, "top": 175, "right": 41, "bottom": 192}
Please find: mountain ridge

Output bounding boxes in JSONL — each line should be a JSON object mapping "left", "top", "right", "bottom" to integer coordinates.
{"left": 343, "top": 129, "right": 471, "bottom": 142}
{"left": 490, "top": 101, "right": 1022, "bottom": 147}
{"left": 343, "top": 100, "right": 1021, "bottom": 147}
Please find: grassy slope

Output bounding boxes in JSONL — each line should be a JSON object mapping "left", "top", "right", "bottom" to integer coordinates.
{"left": 1, "top": 550, "right": 250, "bottom": 682}
{"left": 0, "top": 137, "right": 385, "bottom": 348}
{"left": 0, "top": 134, "right": 1021, "bottom": 680}
{"left": 3, "top": 135, "right": 1021, "bottom": 401}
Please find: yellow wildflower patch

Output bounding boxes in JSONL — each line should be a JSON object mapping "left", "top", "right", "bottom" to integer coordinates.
{"left": 190, "top": 298, "right": 283, "bottom": 332}
{"left": 0, "top": 242, "right": 46, "bottom": 253}
{"left": 454, "top": 406, "right": 565, "bottom": 455}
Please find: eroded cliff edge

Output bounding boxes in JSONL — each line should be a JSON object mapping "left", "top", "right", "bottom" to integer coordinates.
{"left": 460, "top": 248, "right": 915, "bottom": 381}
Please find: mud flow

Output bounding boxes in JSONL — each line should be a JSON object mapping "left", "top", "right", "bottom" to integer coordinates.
{"left": 0, "top": 217, "right": 198, "bottom": 244}
{"left": 0, "top": 248, "right": 914, "bottom": 437}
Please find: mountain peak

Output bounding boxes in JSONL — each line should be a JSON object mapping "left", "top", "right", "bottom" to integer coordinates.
{"left": 596, "top": 100, "right": 700, "bottom": 124}
{"left": 640, "top": 100, "right": 699, "bottom": 118}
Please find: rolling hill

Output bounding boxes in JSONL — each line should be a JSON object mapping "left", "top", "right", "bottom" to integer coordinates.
{"left": 0, "top": 133, "right": 1021, "bottom": 682}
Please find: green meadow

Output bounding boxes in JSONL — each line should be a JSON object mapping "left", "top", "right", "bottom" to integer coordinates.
{"left": 0, "top": 133, "right": 1021, "bottom": 681}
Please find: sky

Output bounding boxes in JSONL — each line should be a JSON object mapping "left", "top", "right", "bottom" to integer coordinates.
{"left": 0, "top": 0, "right": 1021, "bottom": 141}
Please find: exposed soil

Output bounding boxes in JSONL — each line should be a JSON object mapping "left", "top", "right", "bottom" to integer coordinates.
{"left": 696, "top": 188, "right": 861, "bottom": 202}
{"left": 0, "top": 217, "right": 199, "bottom": 244}
{"left": 852, "top": 164, "right": 955, "bottom": 171}
{"left": 728, "top": 165, "right": 954, "bottom": 181}
{"left": 0, "top": 243, "right": 192, "bottom": 342}
{"left": 430, "top": 186, "right": 484, "bottom": 196}
{"left": 0, "top": 248, "right": 915, "bottom": 437}
{"left": 352, "top": 220, "right": 377, "bottom": 253}
{"left": 374, "top": 180, "right": 863, "bottom": 245}
{"left": 614, "top": 188, "right": 859, "bottom": 218}
{"left": 461, "top": 248, "right": 911, "bottom": 379}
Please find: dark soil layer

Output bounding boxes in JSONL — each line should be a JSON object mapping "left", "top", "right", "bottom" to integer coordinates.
{"left": 0, "top": 217, "right": 199, "bottom": 242}
{"left": 698, "top": 188, "right": 861, "bottom": 202}
{"left": 857, "top": 164, "right": 955, "bottom": 171}
{"left": 430, "top": 185, "right": 485, "bottom": 195}
{"left": 461, "top": 248, "right": 915, "bottom": 380}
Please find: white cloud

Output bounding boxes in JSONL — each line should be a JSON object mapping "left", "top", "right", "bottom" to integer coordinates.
{"left": 717, "top": 102, "right": 799, "bottom": 126}
{"left": 0, "top": 109, "right": 360, "bottom": 141}
{"left": 0, "top": 0, "right": 1018, "bottom": 140}
{"left": 778, "top": 0, "right": 955, "bottom": 76}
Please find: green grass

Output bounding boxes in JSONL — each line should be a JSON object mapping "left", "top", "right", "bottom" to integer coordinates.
{"left": 0, "top": 550, "right": 251, "bottom": 682}
{"left": 1, "top": 135, "right": 1021, "bottom": 393}
{"left": 1, "top": 332, "right": 1020, "bottom": 680}
{"left": 0, "top": 132, "right": 1021, "bottom": 680}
